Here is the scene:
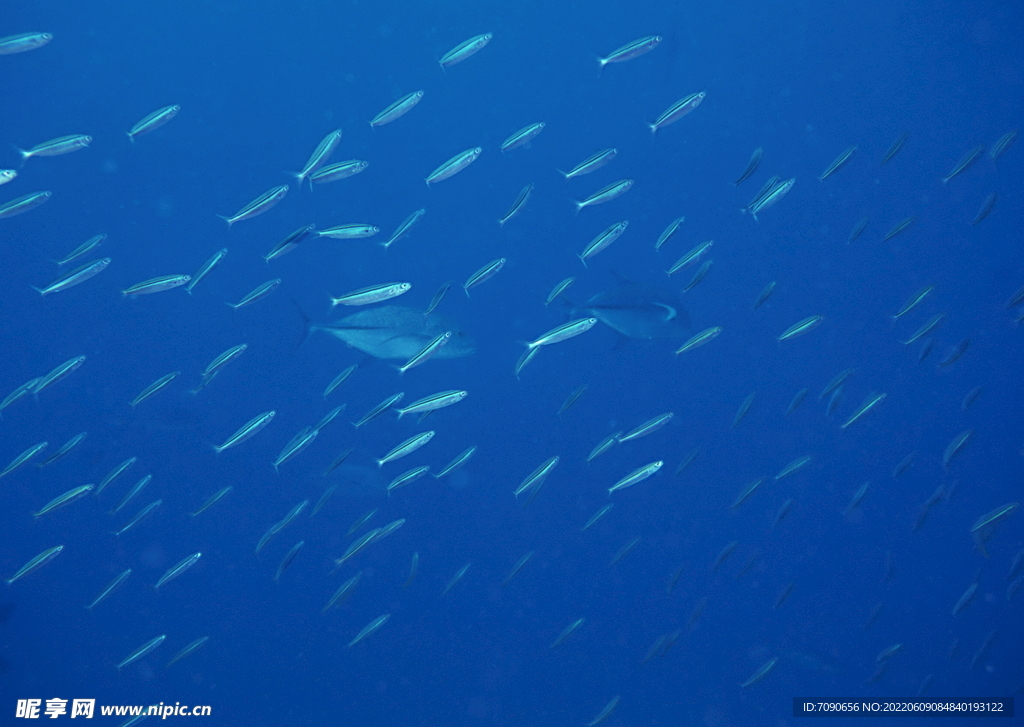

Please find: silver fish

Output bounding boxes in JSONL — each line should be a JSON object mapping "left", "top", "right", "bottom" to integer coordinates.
{"left": 218, "top": 185, "right": 288, "bottom": 227}
{"left": 127, "top": 105, "right": 181, "bottom": 141}
{"left": 439, "top": 33, "right": 492, "bottom": 67}
{"left": 426, "top": 147, "right": 482, "bottom": 184}
{"left": 370, "top": 91, "right": 424, "bottom": 127}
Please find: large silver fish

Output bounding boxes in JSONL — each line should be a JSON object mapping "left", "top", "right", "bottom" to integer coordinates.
{"left": 576, "top": 284, "right": 689, "bottom": 339}
{"left": 312, "top": 305, "right": 475, "bottom": 360}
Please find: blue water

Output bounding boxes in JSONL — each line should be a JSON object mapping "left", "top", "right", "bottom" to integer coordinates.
{"left": 2, "top": 0, "right": 1022, "bottom": 724}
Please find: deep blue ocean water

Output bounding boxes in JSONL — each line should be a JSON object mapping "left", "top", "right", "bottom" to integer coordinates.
{"left": 1, "top": 1, "right": 1022, "bottom": 725}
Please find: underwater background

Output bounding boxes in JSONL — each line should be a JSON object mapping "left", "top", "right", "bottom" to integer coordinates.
{"left": 1, "top": 0, "right": 1022, "bottom": 724}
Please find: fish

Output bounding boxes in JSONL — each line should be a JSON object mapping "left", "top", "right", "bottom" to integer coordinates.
{"left": 684, "top": 260, "right": 712, "bottom": 291}
{"left": 426, "top": 147, "right": 481, "bottom": 184}
{"left": 17, "top": 134, "right": 92, "bottom": 161}
{"left": 438, "top": 33, "right": 492, "bottom": 67}
{"left": 111, "top": 475, "right": 151, "bottom": 516}
{"left": 433, "top": 446, "right": 476, "bottom": 479}
{"left": 843, "top": 395, "right": 884, "bottom": 430}
{"left": 96, "top": 457, "right": 137, "bottom": 497}
{"left": 353, "top": 393, "right": 404, "bottom": 428}
{"left": 323, "top": 365, "right": 357, "bottom": 397}
{"left": 317, "top": 224, "right": 379, "bottom": 240}
{"left": 213, "top": 411, "right": 275, "bottom": 453}
{"left": 880, "top": 132, "right": 907, "bottom": 165}
{"left": 586, "top": 696, "right": 620, "bottom": 727}
{"left": 648, "top": 92, "right": 705, "bottom": 135}
{"left": 582, "top": 504, "right": 613, "bottom": 530}
{"left": 0, "top": 32, "right": 54, "bottom": 55}
{"left": 525, "top": 318, "right": 597, "bottom": 349}
{"left": 442, "top": 563, "right": 472, "bottom": 594}
{"left": 463, "top": 258, "right": 506, "bottom": 296}
{"left": 323, "top": 571, "right": 362, "bottom": 612}
{"left": 598, "top": 35, "right": 662, "bottom": 68}
{"left": 310, "top": 160, "right": 368, "bottom": 185}
{"left": 740, "top": 657, "right": 778, "bottom": 688}
{"left": 745, "top": 177, "right": 794, "bottom": 220}
{"left": 943, "top": 429, "right": 973, "bottom": 467}
{"left": 663, "top": 244, "right": 712, "bottom": 278}
{"left": 546, "top": 277, "right": 575, "bottom": 305}
{"left": 86, "top": 569, "right": 131, "bottom": 610}
{"left": 36, "top": 432, "right": 86, "bottom": 468}
{"left": 655, "top": 216, "right": 685, "bottom": 250}
{"left": 775, "top": 455, "right": 811, "bottom": 480}
{"left": 382, "top": 209, "right": 426, "bottom": 250}
{"left": 7, "top": 545, "right": 63, "bottom": 584}
{"left": 753, "top": 281, "right": 776, "bottom": 309}
{"left": 502, "top": 551, "right": 535, "bottom": 585}
{"left": 990, "top": 130, "right": 1018, "bottom": 160}
{"left": 514, "top": 456, "right": 559, "bottom": 498}
{"left": 579, "top": 221, "right": 628, "bottom": 264}
{"left": 154, "top": 552, "right": 202, "bottom": 589}
{"left": 55, "top": 233, "right": 105, "bottom": 265}
{"left": 33, "top": 257, "right": 110, "bottom": 295}
{"left": 557, "top": 385, "right": 587, "bottom": 414}
{"left": 731, "top": 478, "right": 764, "bottom": 509}
{"left": 264, "top": 224, "right": 314, "bottom": 261}
{"left": 113, "top": 499, "right": 162, "bottom": 536}
{"left": 778, "top": 315, "right": 823, "bottom": 341}
{"left": 116, "top": 635, "right": 166, "bottom": 670}
{"left": 893, "top": 286, "right": 933, "bottom": 318}
{"left": 291, "top": 129, "right": 342, "bottom": 186}
{"left": 883, "top": 216, "right": 916, "bottom": 240}
{"left": 0, "top": 169, "right": 17, "bottom": 185}
{"left": 499, "top": 183, "right": 534, "bottom": 226}
{"left": 376, "top": 431, "right": 434, "bottom": 467}
{"left": 608, "top": 461, "right": 663, "bottom": 494}
{"left": 196, "top": 344, "right": 248, "bottom": 393}
{"left": 397, "top": 331, "right": 452, "bottom": 373}
{"left": 550, "top": 618, "right": 585, "bottom": 649}
{"left": 576, "top": 283, "right": 689, "bottom": 339}
{"left": 819, "top": 368, "right": 855, "bottom": 400}
{"left": 348, "top": 614, "right": 390, "bottom": 647}
{"left": 122, "top": 275, "right": 190, "bottom": 296}
{"left": 127, "top": 105, "right": 181, "bottom": 141}
{"left": 501, "top": 123, "right": 546, "bottom": 152}
{"left": 574, "top": 179, "right": 633, "bottom": 212}
{"left": 227, "top": 279, "right": 280, "bottom": 309}
{"left": 847, "top": 217, "right": 869, "bottom": 244}
{"left": 330, "top": 282, "right": 411, "bottom": 307}
{"left": 0, "top": 190, "right": 52, "bottom": 219}
{"left": 587, "top": 433, "right": 621, "bottom": 463}
{"left": 130, "top": 371, "right": 179, "bottom": 407}
{"left": 942, "top": 145, "right": 984, "bottom": 183}
{"left": 732, "top": 393, "right": 755, "bottom": 429}
{"left": 370, "top": 91, "right": 424, "bottom": 127}
{"left": 558, "top": 148, "right": 617, "bottom": 179}
{"left": 167, "top": 636, "right": 209, "bottom": 667}
{"left": 902, "top": 313, "right": 944, "bottom": 345}
{"left": 218, "top": 185, "right": 288, "bottom": 227}
{"left": 618, "top": 413, "right": 673, "bottom": 443}
{"left": 734, "top": 147, "right": 763, "bottom": 185}
{"left": 396, "top": 390, "right": 468, "bottom": 418}
{"left": 675, "top": 326, "right": 721, "bottom": 354}
{"left": 273, "top": 428, "right": 318, "bottom": 470}
{"left": 818, "top": 146, "right": 857, "bottom": 180}
{"left": 32, "top": 355, "right": 86, "bottom": 394}
{"left": 186, "top": 248, "right": 228, "bottom": 294}
{"left": 971, "top": 193, "right": 998, "bottom": 225}
{"left": 386, "top": 466, "right": 430, "bottom": 494}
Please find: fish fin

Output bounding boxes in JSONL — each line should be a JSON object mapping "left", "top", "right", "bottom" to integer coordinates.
{"left": 654, "top": 303, "right": 677, "bottom": 321}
